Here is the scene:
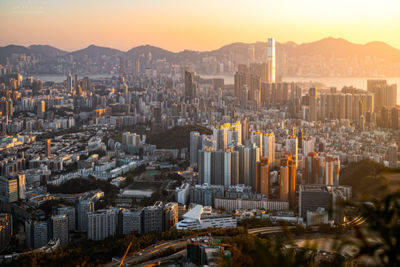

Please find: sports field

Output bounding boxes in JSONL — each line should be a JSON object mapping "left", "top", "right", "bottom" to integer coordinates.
{"left": 144, "top": 170, "right": 160, "bottom": 177}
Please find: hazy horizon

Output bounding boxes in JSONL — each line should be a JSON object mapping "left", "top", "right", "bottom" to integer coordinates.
{"left": 1, "top": 0, "right": 399, "bottom": 52}
{"left": 1, "top": 36, "right": 399, "bottom": 53}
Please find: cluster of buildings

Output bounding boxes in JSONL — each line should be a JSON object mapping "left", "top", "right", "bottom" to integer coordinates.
{"left": 24, "top": 201, "right": 179, "bottom": 249}
{"left": 0, "top": 35, "right": 398, "bottom": 257}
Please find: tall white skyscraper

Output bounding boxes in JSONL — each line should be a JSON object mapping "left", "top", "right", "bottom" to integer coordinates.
{"left": 267, "top": 37, "right": 276, "bottom": 83}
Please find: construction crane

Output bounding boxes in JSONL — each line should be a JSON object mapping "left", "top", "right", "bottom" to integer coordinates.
{"left": 119, "top": 241, "right": 133, "bottom": 267}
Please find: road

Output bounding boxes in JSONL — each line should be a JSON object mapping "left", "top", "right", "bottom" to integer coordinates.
{"left": 248, "top": 226, "right": 297, "bottom": 235}
{"left": 108, "top": 239, "right": 187, "bottom": 267}
{"left": 108, "top": 226, "right": 297, "bottom": 266}
{"left": 132, "top": 249, "right": 186, "bottom": 267}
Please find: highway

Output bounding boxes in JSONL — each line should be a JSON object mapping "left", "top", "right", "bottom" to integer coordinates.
{"left": 248, "top": 226, "right": 297, "bottom": 235}
{"left": 108, "top": 226, "right": 297, "bottom": 266}
{"left": 108, "top": 239, "right": 187, "bottom": 267}
{"left": 132, "top": 249, "right": 186, "bottom": 267}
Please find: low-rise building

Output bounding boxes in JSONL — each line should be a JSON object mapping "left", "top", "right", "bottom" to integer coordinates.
{"left": 176, "top": 205, "right": 236, "bottom": 230}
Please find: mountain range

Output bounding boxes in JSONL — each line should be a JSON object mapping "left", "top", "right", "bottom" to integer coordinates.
{"left": 1, "top": 37, "right": 400, "bottom": 76}
{"left": 1, "top": 37, "right": 400, "bottom": 61}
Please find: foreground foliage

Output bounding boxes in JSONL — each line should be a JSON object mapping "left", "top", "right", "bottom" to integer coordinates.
{"left": 224, "top": 193, "right": 400, "bottom": 267}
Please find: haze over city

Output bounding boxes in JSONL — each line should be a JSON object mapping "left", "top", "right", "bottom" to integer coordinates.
{"left": 0, "top": 1, "right": 399, "bottom": 267}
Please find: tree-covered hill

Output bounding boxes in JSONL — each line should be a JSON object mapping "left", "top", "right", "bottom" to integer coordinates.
{"left": 147, "top": 125, "right": 212, "bottom": 149}
{"left": 340, "top": 160, "right": 400, "bottom": 200}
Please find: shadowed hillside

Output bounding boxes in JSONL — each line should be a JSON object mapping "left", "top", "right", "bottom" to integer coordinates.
{"left": 340, "top": 160, "right": 400, "bottom": 199}
{"left": 147, "top": 125, "right": 212, "bottom": 149}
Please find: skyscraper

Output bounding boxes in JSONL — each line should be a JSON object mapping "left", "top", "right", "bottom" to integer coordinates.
{"left": 280, "top": 154, "right": 296, "bottom": 207}
{"left": 25, "top": 221, "right": 47, "bottom": 249}
{"left": 184, "top": 71, "right": 196, "bottom": 101}
{"left": 87, "top": 209, "right": 118, "bottom": 240}
{"left": 143, "top": 202, "right": 163, "bottom": 233}
{"left": 198, "top": 148, "right": 239, "bottom": 186}
{"left": 77, "top": 200, "right": 94, "bottom": 232}
{"left": 48, "top": 215, "right": 69, "bottom": 246}
{"left": 325, "top": 157, "right": 340, "bottom": 186}
{"left": 234, "top": 71, "right": 247, "bottom": 100}
{"left": 37, "top": 100, "right": 45, "bottom": 119}
{"left": 213, "top": 124, "right": 228, "bottom": 150}
{"left": 267, "top": 37, "right": 275, "bottom": 83}
{"left": 303, "top": 137, "right": 314, "bottom": 156}
{"left": 367, "top": 80, "right": 397, "bottom": 110}
{"left": 120, "top": 209, "right": 143, "bottom": 235}
{"left": 381, "top": 107, "right": 390, "bottom": 128}
{"left": 250, "top": 131, "right": 263, "bottom": 158}
{"left": 198, "top": 148, "right": 213, "bottom": 184}
{"left": 298, "top": 128, "right": 303, "bottom": 149}
{"left": 32, "top": 79, "right": 43, "bottom": 96}
{"left": 162, "top": 202, "right": 179, "bottom": 231}
{"left": 0, "top": 176, "right": 18, "bottom": 203}
{"left": 67, "top": 73, "right": 73, "bottom": 93}
{"left": 302, "top": 152, "right": 320, "bottom": 185}
{"left": 190, "top": 131, "right": 202, "bottom": 166}
{"left": 242, "top": 144, "right": 260, "bottom": 190}
{"left": 262, "top": 133, "right": 275, "bottom": 166}
{"left": 227, "top": 121, "right": 242, "bottom": 146}
{"left": 57, "top": 206, "right": 76, "bottom": 232}
{"left": 241, "top": 85, "right": 249, "bottom": 109}
{"left": 9, "top": 172, "right": 25, "bottom": 200}
{"left": 391, "top": 108, "right": 399, "bottom": 130}
{"left": 46, "top": 139, "right": 51, "bottom": 157}
{"left": 285, "top": 136, "right": 298, "bottom": 168}
{"left": 256, "top": 158, "right": 270, "bottom": 197}
{"left": 308, "top": 87, "right": 318, "bottom": 122}
{"left": 388, "top": 144, "right": 398, "bottom": 169}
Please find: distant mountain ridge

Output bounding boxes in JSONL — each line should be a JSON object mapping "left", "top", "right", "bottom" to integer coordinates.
{"left": 1, "top": 37, "right": 400, "bottom": 61}
{"left": 1, "top": 37, "right": 400, "bottom": 76}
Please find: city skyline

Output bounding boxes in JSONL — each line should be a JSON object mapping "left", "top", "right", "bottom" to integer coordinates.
{"left": 1, "top": 0, "right": 400, "bottom": 51}
{"left": 1, "top": 1, "right": 399, "bottom": 266}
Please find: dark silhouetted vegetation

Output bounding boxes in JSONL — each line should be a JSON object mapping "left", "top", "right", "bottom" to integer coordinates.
{"left": 147, "top": 125, "right": 212, "bottom": 149}
{"left": 340, "top": 160, "right": 397, "bottom": 200}
{"left": 47, "top": 177, "right": 117, "bottom": 195}
{"left": 238, "top": 218, "right": 273, "bottom": 228}
{"left": 47, "top": 177, "right": 119, "bottom": 208}
{"left": 221, "top": 234, "right": 318, "bottom": 267}
{"left": 340, "top": 192, "right": 400, "bottom": 266}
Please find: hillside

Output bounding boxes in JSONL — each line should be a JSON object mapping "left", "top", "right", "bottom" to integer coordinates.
{"left": 340, "top": 160, "right": 400, "bottom": 200}
{"left": 147, "top": 125, "right": 212, "bottom": 149}
{"left": 2, "top": 37, "right": 400, "bottom": 76}
{"left": 66, "top": 45, "right": 124, "bottom": 58}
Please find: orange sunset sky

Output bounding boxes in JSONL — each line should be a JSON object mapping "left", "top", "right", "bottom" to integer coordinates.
{"left": 1, "top": 0, "right": 400, "bottom": 51}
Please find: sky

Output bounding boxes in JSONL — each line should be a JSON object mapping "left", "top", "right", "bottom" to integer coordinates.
{"left": 1, "top": 0, "right": 400, "bottom": 52}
